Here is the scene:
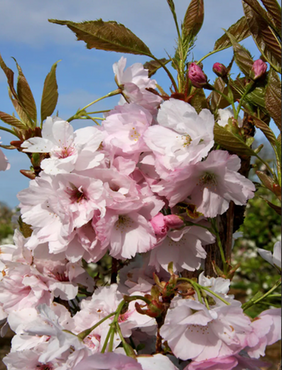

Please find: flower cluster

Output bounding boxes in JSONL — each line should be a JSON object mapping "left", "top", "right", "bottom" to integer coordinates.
{"left": 0, "top": 55, "right": 280, "bottom": 370}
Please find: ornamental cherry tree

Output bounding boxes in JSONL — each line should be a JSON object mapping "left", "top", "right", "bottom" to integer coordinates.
{"left": 0, "top": 0, "right": 281, "bottom": 369}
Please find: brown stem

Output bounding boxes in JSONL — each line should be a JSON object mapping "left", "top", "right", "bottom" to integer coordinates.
{"left": 111, "top": 257, "right": 118, "bottom": 284}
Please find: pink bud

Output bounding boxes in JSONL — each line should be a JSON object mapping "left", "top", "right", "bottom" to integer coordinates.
{"left": 252, "top": 59, "right": 267, "bottom": 80}
{"left": 212, "top": 62, "right": 228, "bottom": 78}
{"left": 163, "top": 215, "right": 184, "bottom": 229}
{"left": 188, "top": 62, "right": 208, "bottom": 88}
{"left": 150, "top": 213, "right": 168, "bottom": 237}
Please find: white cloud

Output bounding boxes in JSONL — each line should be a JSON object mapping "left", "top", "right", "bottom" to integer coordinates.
{"left": 0, "top": 0, "right": 246, "bottom": 53}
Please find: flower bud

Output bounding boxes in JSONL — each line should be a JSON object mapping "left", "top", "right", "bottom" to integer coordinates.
{"left": 150, "top": 213, "right": 168, "bottom": 237}
{"left": 251, "top": 59, "right": 267, "bottom": 80}
{"left": 163, "top": 214, "right": 184, "bottom": 229}
{"left": 212, "top": 62, "right": 228, "bottom": 78}
{"left": 188, "top": 62, "right": 208, "bottom": 88}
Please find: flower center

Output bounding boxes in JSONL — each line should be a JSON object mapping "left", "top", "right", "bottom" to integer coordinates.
{"left": 198, "top": 172, "right": 218, "bottom": 189}
{"left": 53, "top": 145, "right": 76, "bottom": 159}
{"left": 130, "top": 126, "right": 140, "bottom": 142}
{"left": 66, "top": 183, "right": 89, "bottom": 203}
{"left": 181, "top": 134, "right": 192, "bottom": 147}
{"left": 36, "top": 363, "right": 54, "bottom": 370}
{"left": 115, "top": 215, "right": 134, "bottom": 233}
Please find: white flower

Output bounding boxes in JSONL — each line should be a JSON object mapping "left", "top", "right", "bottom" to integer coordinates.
{"left": 258, "top": 240, "right": 281, "bottom": 270}
{"left": 21, "top": 116, "right": 105, "bottom": 174}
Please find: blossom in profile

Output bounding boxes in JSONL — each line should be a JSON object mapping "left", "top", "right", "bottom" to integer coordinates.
{"left": 0, "top": 138, "right": 10, "bottom": 171}
{"left": 113, "top": 56, "right": 162, "bottom": 114}
{"left": 245, "top": 308, "right": 281, "bottom": 359}
{"left": 257, "top": 240, "right": 281, "bottom": 271}
{"left": 217, "top": 108, "right": 243, "bottom": 128}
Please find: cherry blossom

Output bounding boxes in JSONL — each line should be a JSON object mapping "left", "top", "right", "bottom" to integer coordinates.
{"left": 113, "top": 56, "right": 162, "bottom": 114}
{"left": 144, "top": 98, "right": 214, "bottom": 171}
{"left": 21, "top": 116, "right": 105, "bottom": 174}
{"left": 160, "top": 298, "right": 252, "bottom": 361}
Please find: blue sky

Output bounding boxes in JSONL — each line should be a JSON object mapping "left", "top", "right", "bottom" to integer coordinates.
{"left": 0, "top": 0, "right": 279, "bottom": 208}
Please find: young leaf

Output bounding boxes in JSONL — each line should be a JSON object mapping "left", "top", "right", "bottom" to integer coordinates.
{"left": 260, "top": 0, "right": 281, "bottom": 33}
{"left": 0, "top": 111, "right": 26, "bottom": 130}
{"left": 8, "top": 89, "right": 31, "bottom": 127}
{"left": 252, "top": 117, "right": 277, "bottom": 146}
{"left": 12, "top": 58, "right": 37, "bottom": 125}
{"left": 213, "top": 17, "right": 251, "bottom": 51}
{"left": 225, "top": 31, "right": 254, "bottom": 77}
{"left": 0, "top": 54, "right": 17, "bottom": 99}
{"left": 182, "top": 0, "right": 204, "bottom": 39}
{"left": 41, "top": 61, "right": 60, "bottom": 124}
{"left": 214, "top": 122, "right": 256, "bottom": 156}
{"left": 209, "top": 77, "right": 225, "bottom": 112}
{"left": 243, "top": 0, "right": 281, "bottom": 73}
{"left": 143, "top": 58, "right": 170, "bottom": 77}
{"left": 265, "top": 68, "right": 281, "bottom": 130}
{"left": 49, "top": 19, "right": 152, "bottom": 56}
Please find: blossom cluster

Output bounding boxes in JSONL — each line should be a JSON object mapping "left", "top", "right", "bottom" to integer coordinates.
{"left": 0, "top": 57, "right": 280, "bottom": 370}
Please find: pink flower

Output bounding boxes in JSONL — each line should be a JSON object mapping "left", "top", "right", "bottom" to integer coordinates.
{"left": 73, "top": 352, "right": 142, "bottom": 370}
{"left": 160, "top": 298, "right": 252, "bottom": 361}
{"left": 113, "top": 57, "right": 162, "bottom": 114}
{"left": 21, "top": 116, "right": 105, "bottom": 174}
{"left": 18, "top": 172, "right": 106, "bottom": 258}
{"left": 144, "top": 98, "right": 214, "bottom": 171}
{"left": 188, "top": 63, "right": 208, "bottom": 88}
{"left": 102, "top": 103, "right": 152, "bottom": 157}
{"left": 158, "top": 150, "right": 255, "bottom": 217}
{"left": 245, "top": 308, "right": 281, "bottom": 358}
{"left": 94, "top": 210, "right": 157, "bottom": 259}
{"left": 149, "top": 225, "right": 214, "bottom": 272}
{"left": 185, "top": 354, "right": 269, "bottom": 370}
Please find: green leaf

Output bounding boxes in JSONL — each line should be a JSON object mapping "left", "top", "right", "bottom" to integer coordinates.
{"left": 12, "top": 58, "right": 37, "bottom": 125}
{"left": 260, "top": 0, "right": 281, "bottom": 33}
{"left": 262, "top": 198, "right": 281, "bottom": 215}
{"left": 214, "top": 122, "right": 257, "bottom": 156}
{"left": 245, "top": 86, "right": 266, "bottom": 109}
{"left": 265, "top": 68, "right": 281, "bottom": 130}
{"left": 225, "top": 31, "right": 254, "bottom": 77}
{"left": 243, "top": 0, "right": 281, "bottom": 73}
{"left": 0, "top": 111, "right": 26, "bottom": 130}
{"left": 41, "top": 61, "right": 60, "bottom": 124}
{"left": 213, "top": 17, "right": 251, "bottom": 51}
{"left": 252, "top": 117, "right": 277, "bottom": 146}
{"left": 8, "top": 88, "right": 30, "bottom": 126}
{"left": 143, "top": 58, "right": 170, "bottom": 77}
{"left": 0, "top": 54, "right": 17, "bottom": 99}
{"left": 49, "top": 19, "right": 152, "bottom": 56}
{"left": 0, "top": 55, "right": 34, "bottom": 127}
{"left": 190, "top": 88, "right": 208, "bottom": 113}
{"left": 209, "top": 77, "right": 225, "bottom": 112}
{"left": 182, "top": 0, "right": 204, "bottom": 39}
